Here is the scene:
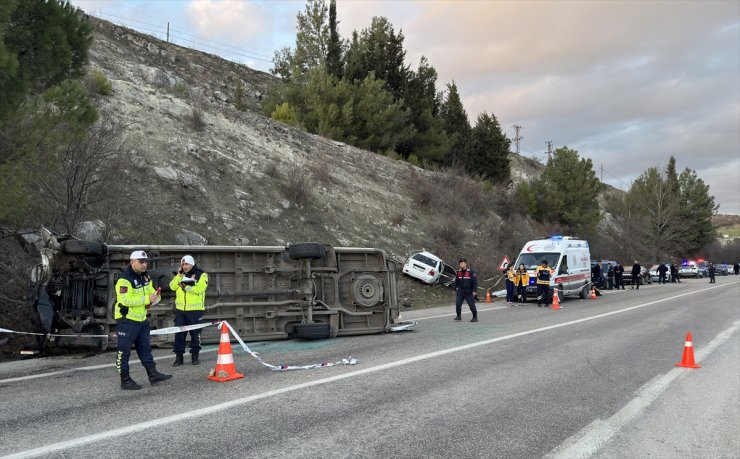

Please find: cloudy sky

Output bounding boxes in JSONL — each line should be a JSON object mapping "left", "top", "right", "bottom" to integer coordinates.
{"left": 71, "top": 0, "right": 740, "bottom": 214}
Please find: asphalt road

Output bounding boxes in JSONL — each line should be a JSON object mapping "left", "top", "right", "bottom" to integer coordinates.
{"left": 1, "top": 276, "right": 738, "bottom": 459}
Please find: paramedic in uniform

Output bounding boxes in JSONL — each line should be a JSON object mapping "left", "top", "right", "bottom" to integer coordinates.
{"left": 515, "top": 263, "right": 529, "bottom": 304}
{"left": 170, "top": 255, "right": 209, "bottom": 366}
{"left": 454, "top": 258, "right": 478, "bottom": 322}
{"left": 535, "top": 260, "right": 553, "bottom": 307}
{"left": 115, "top": 250, "right": 172, "bottom": 390}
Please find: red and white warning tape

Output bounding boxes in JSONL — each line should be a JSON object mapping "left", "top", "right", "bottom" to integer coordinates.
{"left": 1, "top": 321, "right": 358, "bottom": 371}
{"left": 219, "top": 320, "right": 357, "bottom": 371}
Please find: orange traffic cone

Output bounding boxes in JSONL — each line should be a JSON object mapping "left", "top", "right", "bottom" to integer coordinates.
{"left": 676, "top": 332, "right": 700, "bottom": 368}
{"left": 485, "top": 289, "right": 492, "bottom": 303}
{"left": 551, "top": 290, "right": 561, "bottom": 310}
{"left": 208, "top": 323, "right": 244, "bottom": 382}
{"left": 590, "top": 287, "right": 598, "bottom": 299}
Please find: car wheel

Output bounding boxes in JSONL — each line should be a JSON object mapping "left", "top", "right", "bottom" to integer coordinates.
{"left": 579, "top": 285, "right": 588, "bottom": 299}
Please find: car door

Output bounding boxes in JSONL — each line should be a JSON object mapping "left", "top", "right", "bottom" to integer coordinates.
{"left": 438, "top": 262, "right": 457, "bottom": 287}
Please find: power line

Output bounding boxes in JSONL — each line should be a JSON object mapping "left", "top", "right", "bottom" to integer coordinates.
{"left": 84, "top": 10, "right": 275, "bottom": 64}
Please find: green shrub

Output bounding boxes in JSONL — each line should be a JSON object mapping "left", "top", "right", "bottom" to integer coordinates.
{"left": 271, "top": 102, "right": 299, "bottom": 127}
{"left": 173, "top": 82, "right": 187, "bottom": 96}
{"left": 86, "top": 69, "right": 113, "bottom": 95}
{"left": 407, "top": 154, "right": 420, "bottom": 167}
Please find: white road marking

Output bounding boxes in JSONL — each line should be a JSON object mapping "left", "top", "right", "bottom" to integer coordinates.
{"left": 545, "top": 319, "right": 740, "bottom": 459}
{"left": 2, "top": 281, "right": 737, "bottom": 458}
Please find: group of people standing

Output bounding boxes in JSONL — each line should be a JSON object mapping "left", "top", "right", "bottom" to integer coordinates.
{"left": 115, "top": 252, "right": 209, "bottom": 390}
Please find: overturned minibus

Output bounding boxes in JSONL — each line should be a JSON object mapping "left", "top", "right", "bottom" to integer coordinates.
{"left": 29, "top": 228, "right": 403, "bottom": 349}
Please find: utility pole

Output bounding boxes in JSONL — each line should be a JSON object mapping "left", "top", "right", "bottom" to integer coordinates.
{"left": 167, "top": 22, "right": 169, "bottom": 43}
{"left": 600, "top": 163, "right": 603, "bottom": 182}
{"left": 512, "top": 124, "right": 523, "bottom": 155}
{"left": 546, "top": 140, "right": 553, "bottom": 162}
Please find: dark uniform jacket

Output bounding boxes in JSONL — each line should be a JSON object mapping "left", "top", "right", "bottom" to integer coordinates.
{"left": 455, "top": 269, "right": 478, "bottom": 294}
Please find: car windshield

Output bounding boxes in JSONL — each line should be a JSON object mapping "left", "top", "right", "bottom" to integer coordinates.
{"left": 411, "top": 253, "right": 439, "bottom": 268}
{"left": 514, "top": 253, "right": 560, "bottom": 270}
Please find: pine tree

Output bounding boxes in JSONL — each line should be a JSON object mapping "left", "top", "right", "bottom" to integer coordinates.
{"left": 467, "top": 112, "right": 511, "bottom": 184}
{"left": 326, "top": 0, "right": 342, "bottom": 79}
{"left": 439, "top": 82, "right": 471, "bottom": 167}
{"left": 536, "top": 147, "right": 605, "bottom": 236}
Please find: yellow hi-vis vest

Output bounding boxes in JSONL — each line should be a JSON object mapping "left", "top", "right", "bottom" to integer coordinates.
{"left": 115, "top": 267, "right": 157, "bottom": 322}
{"left": 535, "top": 265, "right": 553, "bottom": 285}
{"left": 169, "top": 270, "right": 209, "bottom": 311}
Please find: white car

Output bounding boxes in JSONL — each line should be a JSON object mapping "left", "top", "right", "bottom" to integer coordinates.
{"left": 649, "top": 264, "right": 670, "bottom": 282}
{"left": 402, "top": 251, "right": 456, "bottom": 286}
{"left": 678, "top": 261, "right": 700, "bottom": 278}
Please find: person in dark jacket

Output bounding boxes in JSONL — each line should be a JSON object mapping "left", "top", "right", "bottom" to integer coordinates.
{"left": 606, "top": 263, "right": 615, "bottom": 289}
{"left": 670, "top": 262, "right": 679, "bottom": 283}
{"left": 614, "top": 262, "right": 625, "bottom": 289}
{"left": 657, "top": 263, "right": 669, "bottom": 284}
{"left": 454, "top": 258, "right": 478, "bottom": 322}
{"left": 708, "top": 263, "right": 716, "bottom": 283}
{"left": 631, "top": 260, "right": 641, "bottom": 290}
{"left": 592, "top": 261, "right": 603, "bottom": 288}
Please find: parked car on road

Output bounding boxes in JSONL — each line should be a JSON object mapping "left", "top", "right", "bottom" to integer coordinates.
{"left": 716, "top": 264, "right": 731, "bottom": 275}
{"left": 696, "top": 260, "right": 709, "bottom": 278}
{"left": 623, "top": 264, "right": 651, "bottom": 286}
{"left": 649, "top": 264, "right": 671, "bottom": 282}
{"left": 402, "top": 251, "right": 456, "bottom": 287}
{"left": 678, "top": 261, "right": 702, "bottom": 278}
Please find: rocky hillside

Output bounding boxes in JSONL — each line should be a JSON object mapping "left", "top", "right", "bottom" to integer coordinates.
{"left": 76, "top": 18, "right": 550, "bottom": 286}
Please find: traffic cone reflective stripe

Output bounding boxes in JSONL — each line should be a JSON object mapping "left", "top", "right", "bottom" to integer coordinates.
{"left": 551, "top": 290, "right": 561, "bottom": 310}
{"left": 208, "top": 323, "right": 244, "bottom": 382}
{"left": 676, "top": 332, "right": 700, "bottom": 368}
{"left": 590, "top": 287, "right": 597, "bottom": 299}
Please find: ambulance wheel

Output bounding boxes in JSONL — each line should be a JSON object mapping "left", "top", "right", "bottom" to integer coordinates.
{"left": 579, "top": 285, "right": 588, "bottom": 299}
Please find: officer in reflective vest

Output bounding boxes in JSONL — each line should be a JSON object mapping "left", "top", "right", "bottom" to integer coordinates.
{"left": 535, "top": 260, "right": 553, "bottom": 307}
{"left": 115, "top": 250, "right": 172, "bottom": 390}
{"left": 169, "top": 255, "right": 209, "bottom": 366}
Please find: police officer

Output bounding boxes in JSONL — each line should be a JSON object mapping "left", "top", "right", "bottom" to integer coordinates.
{"left": 170, "top": 255, "right": 209, "bottom": 366}
{"left": 592, "top": 261, "right": 603, "bottom": 288}
{"left": 657, "top": 262, "right": 669, "bottom": 284}
{"left": 115, "top": 250, "right": 172, "bottom": 390}
{"left": 708, "top": 263, "right": 716, "bottom": 283}
{"left": 631, "top": 260, "right": 641, "bottom": 289}
{"left": 535, "top": 260, "right": 553, "bottom": 307}
{"left": 614, "top": 262, "right": 625, "bottom": 290}
{"left": 454, "top": 258, "right": 478, "bottom": 322}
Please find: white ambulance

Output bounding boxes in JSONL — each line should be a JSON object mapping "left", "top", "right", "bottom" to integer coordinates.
{"left": 513, "top": 236, "right": 592, "bottom": 300}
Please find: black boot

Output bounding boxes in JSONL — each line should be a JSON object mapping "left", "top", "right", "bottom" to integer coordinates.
{"left": 191, "top": 353, "right": 200, "bottom": 365}
{"left": 173, "top": 354, "right": 184, "bottom": 366}
{"left": 146, "top": 366, "right": 172, "bottom": 385}
{"left": 121, "top": 373, "right": 142, "bottom": 390}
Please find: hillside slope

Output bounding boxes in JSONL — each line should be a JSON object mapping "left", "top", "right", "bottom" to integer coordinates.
{"left": 82, "top": 17, "right": 545, "bottom": 277}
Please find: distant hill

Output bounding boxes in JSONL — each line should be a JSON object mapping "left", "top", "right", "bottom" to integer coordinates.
{"left": 713, "top": 214, "right": 740, "bottom": 239}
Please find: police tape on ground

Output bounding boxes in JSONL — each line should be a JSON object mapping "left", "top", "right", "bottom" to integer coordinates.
{"left": 1, "top": 321, "right": 359, "bottom": 371}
